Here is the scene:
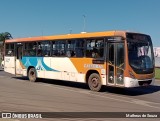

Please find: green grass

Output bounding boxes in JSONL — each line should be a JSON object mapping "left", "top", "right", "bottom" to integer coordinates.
{"left": 155, "top": 68, "right": 160, "bottom": 79}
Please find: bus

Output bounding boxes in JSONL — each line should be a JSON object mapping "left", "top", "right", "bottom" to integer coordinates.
{"left": 4, "top": 31, "right": 155, "bottom": 91}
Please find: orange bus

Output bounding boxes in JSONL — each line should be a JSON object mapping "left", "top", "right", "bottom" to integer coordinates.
{"left": 4, "top": 31, "right": 155, "bottom": 91}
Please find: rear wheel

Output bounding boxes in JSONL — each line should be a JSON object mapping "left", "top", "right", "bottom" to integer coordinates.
{"left": 88, "top": 73, "right": 102, "bottom": 91}
{"left": 28, "top": 68, "right": 37, "bottom": 82}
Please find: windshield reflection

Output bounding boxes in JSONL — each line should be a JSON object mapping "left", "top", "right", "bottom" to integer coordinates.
{"left": 128, "top": 41, "right": 154, "bottom": 74}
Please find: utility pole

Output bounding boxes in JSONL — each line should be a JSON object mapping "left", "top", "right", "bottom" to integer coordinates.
{"left": 69, "top": 29, "right": 72, "bottom": 34}
{"left": 82, "top": 15, "right": 86, "bottom": 33}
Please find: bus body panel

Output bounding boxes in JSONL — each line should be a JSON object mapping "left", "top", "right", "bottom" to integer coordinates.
{"left": 124, "top": 77, "right": 155, "bottom": 87}
{"left": 22, "top": 69, "right": 27, "bottom": 76}
{"left": 50, "top": 58, "right": 78, "bottom": 73}
{"left": 4, "top": 56, "right": 15, "bottom": 75}
{"left": 16, "top": 59, "right": 24, "bottom": 75}
{"left": 18, "top": 56, "right": 107, "bottom": 84}
{"left": 20, "top": 57, "right": 87, "bottom": 82}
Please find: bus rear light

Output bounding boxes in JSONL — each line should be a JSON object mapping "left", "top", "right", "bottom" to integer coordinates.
{"left": 129, "top": 71, "right": 135, "bottom": 79}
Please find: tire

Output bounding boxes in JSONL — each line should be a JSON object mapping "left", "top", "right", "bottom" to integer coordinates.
{"left": 28, "top": 68, "right": 37, "bottom": 82}
{"left": 88, "top": 73, "right": 102, "bottom": 92}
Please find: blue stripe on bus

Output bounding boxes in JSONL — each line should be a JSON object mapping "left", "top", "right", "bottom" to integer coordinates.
{"left": 21, "top": 57, "right": 59, "bottom": 72}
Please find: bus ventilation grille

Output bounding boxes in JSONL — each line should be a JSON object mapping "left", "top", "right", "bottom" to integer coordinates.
{"left": 138, "top": 80, "right": 152, "bottom": 86}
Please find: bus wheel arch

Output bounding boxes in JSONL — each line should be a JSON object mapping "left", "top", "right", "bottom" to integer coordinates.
{"left": 86, "top": 70, "right": 102, "bottom": 92}
{"left": 27, "top": 66, "right": 37, "bottom": 82}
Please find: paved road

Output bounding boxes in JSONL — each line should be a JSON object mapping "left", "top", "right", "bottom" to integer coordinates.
{"left": 0, "top": 69, "right": 160, "bottom": 121}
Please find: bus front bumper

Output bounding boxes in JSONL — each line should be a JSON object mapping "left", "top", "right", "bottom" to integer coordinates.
{"left": 124, "top": 77, "right": 155, "bottom": 87}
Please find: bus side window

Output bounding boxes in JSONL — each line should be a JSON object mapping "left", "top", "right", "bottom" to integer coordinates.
{"left": 86, "top": 40, "right": 93, "bottom": 57}
{"left": 96, "top": 39, "right": 104, "bottom": 58}
{"left": 5, "top": 44, "right": 9, "bottom": 56}
{"left": 59, "top": 41, "right": 66, "bottom": 56}
{"left": 86, "top": 38, "right": 104, "bottom": 58}
{"left": 66, "top": 40, "right": 76, "bottom": 57}
{"left": 38, "top": 41, "right": 51, "bottom": 56}
{"left": 52, "top": 41, "right": 58, "bottom": 56}
{"left": 24, "top": 42, "right": 36, "bottom": 56}
{"left": 5, "top": 43, "right": 15, "bottom": 56}
{"left": 75, "top": 39, "right": 84, "bottom": 57}
{"left": 52, "top": 41, "right": 66, "bottom": 57}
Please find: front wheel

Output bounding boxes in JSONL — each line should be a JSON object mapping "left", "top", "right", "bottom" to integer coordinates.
{"left": 28, "top": 68, "right": 37, "bottom": 82}
{"left": 88, "top": 73, "right": 102, "bottom": 92}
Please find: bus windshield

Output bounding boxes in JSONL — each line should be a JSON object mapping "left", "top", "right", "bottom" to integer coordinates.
{"left": 127, "top": 33, "right": 154, "bottom": 74}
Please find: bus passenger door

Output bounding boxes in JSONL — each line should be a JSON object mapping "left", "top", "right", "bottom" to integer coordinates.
{"left": 16, "top": 45, "right": 23, "bottom": 75}
{"left": 107, "top": 43, "right": 124, "bottom": 86}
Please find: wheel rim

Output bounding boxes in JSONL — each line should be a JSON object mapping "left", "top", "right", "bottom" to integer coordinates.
{"left": 29, "top": 70, "right": 36, "bottom": 81}
{"left": 90, "top": 77, "right": 99, "bottom": 88}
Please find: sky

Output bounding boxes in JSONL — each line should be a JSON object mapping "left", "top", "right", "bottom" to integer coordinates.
{"left": 0, "top": 0, "right": 160, "bottom": 46}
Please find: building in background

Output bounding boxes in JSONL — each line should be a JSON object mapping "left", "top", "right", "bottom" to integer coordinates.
{"left": 154, "top": 47, "right": 160, "bottom": 57}
{"left": 154, "top": 47, "right": 160, "bottom": 67}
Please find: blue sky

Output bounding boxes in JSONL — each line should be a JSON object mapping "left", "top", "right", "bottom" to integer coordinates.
{"left": 0, "top": 0, "right": 160, "bottom": 46}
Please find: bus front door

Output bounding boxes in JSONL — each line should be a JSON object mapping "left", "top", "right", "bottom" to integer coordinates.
{"left": 16, "top": 45, "right": 23, "bottom": 75}
{"left": 107, "top": 43, "right": 124, "bottom": 86}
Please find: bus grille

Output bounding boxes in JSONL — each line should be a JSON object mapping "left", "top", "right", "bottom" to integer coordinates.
{"left": 138, "top": 80, "right": 152, "bottom": 86}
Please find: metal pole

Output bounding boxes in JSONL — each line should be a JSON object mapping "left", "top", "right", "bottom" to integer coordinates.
{"left": 83, "top": 15, "right": 86, "bottom": 32}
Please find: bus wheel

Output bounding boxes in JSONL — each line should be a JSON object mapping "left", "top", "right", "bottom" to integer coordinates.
{"left": 28, "top": 68, "right": 37, "bottom": 82}
{"left": 88, "top": 73, "right": 102, "bottom": 92}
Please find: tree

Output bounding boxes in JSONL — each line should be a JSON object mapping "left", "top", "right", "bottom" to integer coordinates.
{"left": 0, "top": 32, "right": 13, "bottom": 44}
{"left": 0, "top": 32, "right": 13, "bottom": 61}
